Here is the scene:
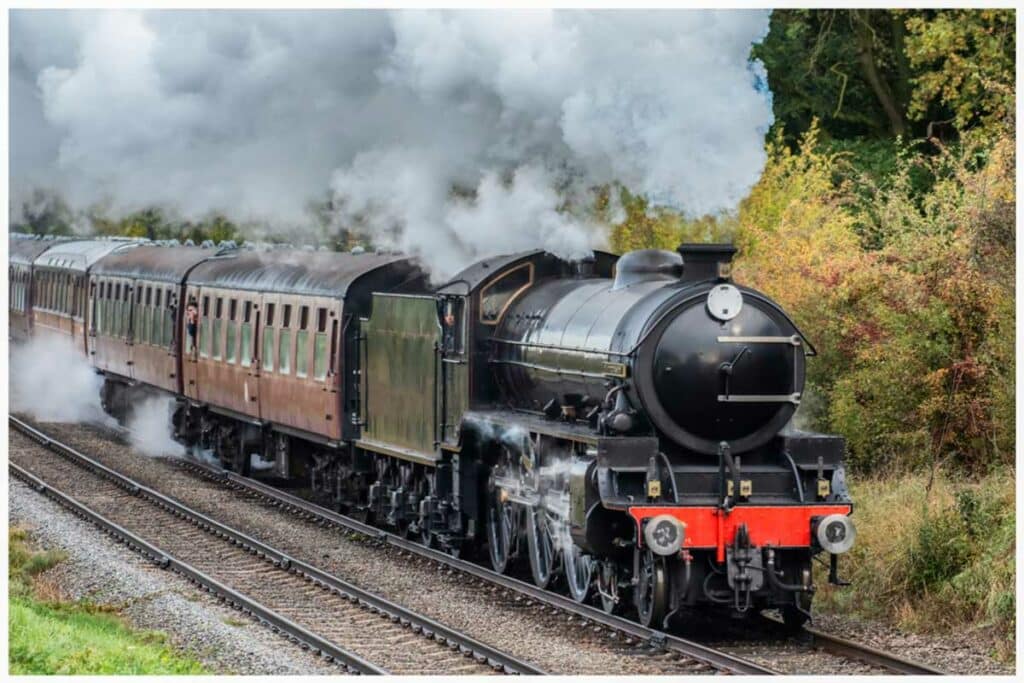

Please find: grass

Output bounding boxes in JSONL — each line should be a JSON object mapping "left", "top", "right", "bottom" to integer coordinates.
{"left": 8, "top": 527, "right": 208, "bottom": 674}
{"left": 814, "top": 467, "right": 1015, "bottom": 662}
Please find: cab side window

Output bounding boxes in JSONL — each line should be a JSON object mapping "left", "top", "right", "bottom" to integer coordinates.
{"left": 479, "top": 263, "right": 532, "bottom": 325}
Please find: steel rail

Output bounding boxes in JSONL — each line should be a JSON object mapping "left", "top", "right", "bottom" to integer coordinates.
{"left": 171, "top": 451, "right": 779, "bottom": 675}
{"left": 805, "top": 628, "right": 947, "bottom": 675}
{"left": 10, "top": 416, "right": 546, "bottom": 676}
{"left": 9, "top": 462, "right": 385, "bottom": 675}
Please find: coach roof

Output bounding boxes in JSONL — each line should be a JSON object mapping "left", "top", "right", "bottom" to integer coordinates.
{"left": 91, "top": 244, "right": 228, "bottom": 283}
{"left": 10, "top": 235, "right": 60, "bottom": 266}
{"left": 33, "top": 238, "right": 143, "bottom": 273}
{"left": 185, "top": 248, "right": 418, "bottom": 297}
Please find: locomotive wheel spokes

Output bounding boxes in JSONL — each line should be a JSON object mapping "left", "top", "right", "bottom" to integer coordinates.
{"left": 597, "top": 560, "right": 622, "bottom": 614}
{"left": 636, "top": 549, "right": 669, "bottom": 628}
{"left": 526, "top": 506, "right": 555, "bottom": 589}
{"left": 563, "top": 543, "right": 593, "bottom": 603}
{"left": 486, "top": 489, "right": 517, "bottom": 574}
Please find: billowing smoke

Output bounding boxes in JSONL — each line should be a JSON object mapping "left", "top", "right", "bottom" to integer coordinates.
{"left": 127, "top": 396, "right": 186, "bottom": 458}
{"left": 11, "top": 9, "right": 773, "bottom": 277}
{"left": 9, "top": 335, "right": 112, "bottom": 424}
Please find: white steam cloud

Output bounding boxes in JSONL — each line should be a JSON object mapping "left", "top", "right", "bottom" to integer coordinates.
{"left": 128, "top": 396, "right": 186, "bottom": 458}
{"left": 10, "top": 335, "right": 113, "bottom": 424}
{"left": 11, "top": 9, "right": 773, "bottom": 277}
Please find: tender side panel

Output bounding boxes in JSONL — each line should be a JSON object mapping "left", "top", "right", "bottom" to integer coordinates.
{"left": 361, "top": 294, "right": 440, "bottom": 459}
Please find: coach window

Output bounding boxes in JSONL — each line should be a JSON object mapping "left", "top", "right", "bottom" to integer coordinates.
{"left": 95, "top": 281, "right": 103, "bottom": 332}
{"left": 93, "top": 281, "right": 101, "bottom": 333}
{"left": 108, "top": 282, "right": 116, "bottom": 334}
{"left": 139, "top": 286, "right": 151, "bottom": 344}
{"left": 240, "top": 301, "right": 253, "bottom": 368}
{"left": 157, "top": 288, "right": 167, "bottom": 346}
{"left": 313, "top": 308, "right": 329, "bottom": 381}
{"left": 114, "top": 283, "right": 124, "bottom": 336}
{"left": 295, "top": 306, "right": 309, "bottom": 379}
{"left": 121, "top": 283, "right": 129, "bottom": 337}
{"left": 155, "top": 288, "right": 165, "bottom": 346}
{"left": 122, "top": 284, "right": 132, "bottom": 338}
{"left": 94, "top": 281, "right": 103, "bottom": 334}
{"left": 76, "top": 276, "right": 82, "bottom": 317}
{"left": 164, "top": 289, "right": 175, "bottom": 348}
{"left": 107, "top": 283, "right": 116, "bottom": 335}
{"left": 106, "top": 281, "right": 114, "bottom": 334}
{"left": 226, "top": 299, "right": 238, "bottom": 364}
{"left": 212, "top": 297, "right": 223, "bottom": 361}
{"left": 278, "top": 303, "right": 292, "bottom": 375}
{"left": 262, "top": 303, "right": 275, "bottom": 372}
{"left": 200, "top": 296, "right": 211, "bottom": 358}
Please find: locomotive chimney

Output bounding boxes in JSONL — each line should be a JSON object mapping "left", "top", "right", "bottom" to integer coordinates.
{"left": 677, "top": 243, "right": 737, "bottom": 282}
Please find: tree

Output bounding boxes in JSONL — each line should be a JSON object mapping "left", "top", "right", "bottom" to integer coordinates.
{"left": 905, "top": 10, "right": 1015, "bottom": 136}
{"left": 754, "top": 10, "right": 1015, "bottom": 142}
{"left": 12, "top": 189, "right": 74, "bottom": 235}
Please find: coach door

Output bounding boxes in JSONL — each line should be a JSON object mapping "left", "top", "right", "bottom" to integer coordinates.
{"left": 182, "top": 285, "right": 202, "bottom": 400}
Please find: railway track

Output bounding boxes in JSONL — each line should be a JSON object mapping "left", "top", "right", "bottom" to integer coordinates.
{"left": 176, "top": 457, "right": 947, "bottom": 675}
{"left": 9, "top": 416, "right": 544, "bottom": 676}
{"left": 801, "top": 627, "right": 947, "bottom": 675}
{"left": 15, "top": 416, "right": 948, "bottom": 675}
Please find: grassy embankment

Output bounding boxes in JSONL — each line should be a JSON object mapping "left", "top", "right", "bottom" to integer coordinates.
{"left": 814, "top": 468, "right": 1015, "bottom": 662}
{"left": 9, "top": 526, "right": 208, "bottom": 674}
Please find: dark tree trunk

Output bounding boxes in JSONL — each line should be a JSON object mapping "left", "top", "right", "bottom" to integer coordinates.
{"left": 852, "top": 11, "right": 906, "bottom": 137}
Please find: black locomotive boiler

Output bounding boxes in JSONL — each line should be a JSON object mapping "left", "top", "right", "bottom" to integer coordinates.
{"left": 10, "top": 235, "right": 855, "bottom": 630}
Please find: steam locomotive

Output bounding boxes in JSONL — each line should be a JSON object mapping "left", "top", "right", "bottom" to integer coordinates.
{"left": 10, "top": 234, "right": 854, "bottom": 629}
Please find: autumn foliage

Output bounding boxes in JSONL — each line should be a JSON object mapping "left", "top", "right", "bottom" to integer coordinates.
{"left": 610, "top": 118, "right": 1014, "bottom": 476}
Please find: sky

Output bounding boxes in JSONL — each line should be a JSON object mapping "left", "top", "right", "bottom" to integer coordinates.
{"left": 9, "top": 9, "right": 774, "bottom": 277}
